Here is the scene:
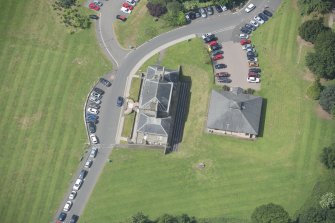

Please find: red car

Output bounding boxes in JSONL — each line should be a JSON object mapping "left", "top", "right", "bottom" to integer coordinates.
{"left": 212, "top": 54, "right": 223, "bottom": 61}
{"left": 116, "top": 15, "right": 127, "bottom": 22}
{"left": 240, "top": 39, "right": 251, "bottom": 45}
{"left": 122, "top": 2, "right": 134, "bottom": 10}
{"left": 248, "top": 72, "right": 260, "bottom": 77}
{"left": 208, "top": 41, "right": 217, "bottom": 46}
{"left": 89, "top": 3, "right": 100, "bottom": 11}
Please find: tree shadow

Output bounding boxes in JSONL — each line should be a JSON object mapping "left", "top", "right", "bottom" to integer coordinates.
{"left": 257, "top": 98, "right": 267, "bottom": 137}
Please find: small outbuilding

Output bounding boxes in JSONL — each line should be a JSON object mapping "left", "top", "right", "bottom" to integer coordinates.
{"left": 206, "top": 88, "right": 263, "bottom": 139}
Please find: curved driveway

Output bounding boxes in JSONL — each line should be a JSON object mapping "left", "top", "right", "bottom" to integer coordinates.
{"left": 54, "top": 0, "right": 281, "bottom": 221}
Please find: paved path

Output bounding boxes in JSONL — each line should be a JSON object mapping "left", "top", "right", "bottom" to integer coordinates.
{"left": 53, "top": 0, "right": 282, "bottom": 222}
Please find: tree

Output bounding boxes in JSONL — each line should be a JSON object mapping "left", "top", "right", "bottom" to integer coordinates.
{"left": 306, "top": 77, "right": 323, "bottom": 100}
{"left": 298, "top": 0, "right": 332, "bottom": 15}
{"left": 320, "top": 144, "right": 335, "bottom": 169}
{"left": 146, "top": 2, "right": 167, "bottom": 17}
{"left": 176, "top": 214, "right": 197, "bottom": 223}
{"left": 320, "top": 193, "right": 335, "bottom": 209}
{"left": 251, "top": 203, "right": 290, "bottom": 223}
{"left": 306, "top": 31, "right": 335, "bottom": 79}
{"left": 319, "top": 86, "right": 335, "bottom": 114}
{"left": 167, "top": 1, "right": 183, "bottom": 13}
{"left": 57, "top": 0, "right": 76, "bottom": 8}
{"left": 299, "top": 207, "right": 327, "bottom": 223}
{"left": 298, "top": 19, "right": 330, "bottom": 43}
{"left": 156, "top": 214, "right": 178, "bottom": 223}
{"left": 130, "top": 212, "right": 152, "bottom": 223}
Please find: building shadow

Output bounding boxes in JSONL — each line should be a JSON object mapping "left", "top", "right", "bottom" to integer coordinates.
{"left": 257, "top": 98, "right": 267, "bottom": 137}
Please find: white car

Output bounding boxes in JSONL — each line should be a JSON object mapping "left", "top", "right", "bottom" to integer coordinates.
{"left": 221, "top": 5, "right": 227, "bottom": 11}
{"left": 239, "top": 34, "right": 249, "bottom": 39}
{"left": 250, "top": 20, "right": 259, "bottom": 27}
{"left": 254, "top": 16, "right": 264, "bottom": 24}
{"left": 245, "top": 3, "right": 256, "bottom": 13}
{"left": 63, "top": 201, "right": 73, "bottom": 212}
{"left": 87, "top": 107, "right": 99, "bottom": 115}
{"left": 127, "top": 0, "right": 136, "bottom": 6}
{"left": 201, "top": 33, "right": 212, "bottom": 39}
{"left": 89, "top": 147, "right": 98, "bottom": 158}
{"left": 89, "top": 96, "right": 101, "bottom": 104}
{"left": 90, "top": 134, "right": 98, "bottom": 144}
{"left": 247, "top": 48, "right": 256, "bottom": 53}
{"left": 73, "top": 179, "right": 83, "bottom": 191}
{"left": 69, "top": 191, "right": 77, "bottom": 200}
{"left": 121, "top": 7, "right": 131, "bottom": 14}
{"left": 85, "top": 159, "right": 93, "bottom": 168}
{"left": 242, "top": 44, "right": 253, "bottom": 50}
{"left": 247, "top": 77, "right": 260, "bottom": 83}
{"left": 90, "top": 91, "right": 102, "bottom": 99}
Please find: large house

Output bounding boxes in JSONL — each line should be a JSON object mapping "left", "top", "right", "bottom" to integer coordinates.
{"left": 206, "top": 88, "right": 263, "bottom": 139}
{"left": 133, "top": 65, "right": 180, "bottom": 147}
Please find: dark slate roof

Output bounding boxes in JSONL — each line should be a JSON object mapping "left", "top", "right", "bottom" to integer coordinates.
{"left": 137, "top": 113, "right": 171, "bottom": 136}
{"left": 207, "top": 89, "right": 263, "bottom": 135}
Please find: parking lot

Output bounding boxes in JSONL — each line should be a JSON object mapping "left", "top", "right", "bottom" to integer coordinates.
{"left": 213, "top": 41, "right": 260, "bottom": 90}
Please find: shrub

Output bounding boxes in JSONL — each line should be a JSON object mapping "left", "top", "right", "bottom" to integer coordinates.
{"left": 251, "top": 203, "right": 290, "bottom": 223}
{"left": 320, "top": 192, "right": 335, "bottom": 209}
{"left": 146, "top": 2, "right": 167, "bottom": 17}
{"left": 320, "top": 144, "right": 335, "bottom": 169}
{"left": 306, "top": 78, "right": 322, "bottom": 100}
{"left": 298, "top": 0, "right": 332, "bottom": 15}
{"left": 319, "top": 85, "right": 335, "bottom": 113}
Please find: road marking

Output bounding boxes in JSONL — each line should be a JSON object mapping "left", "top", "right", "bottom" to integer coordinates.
{"left": 99, "top": 13, "right": 119, "bottom": 67}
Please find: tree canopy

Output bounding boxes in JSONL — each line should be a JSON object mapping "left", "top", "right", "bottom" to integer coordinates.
{"left": 298, "top": 0, "right": 332, "bottom": 15}
{"left": 298, "top": 19, "right": 330, "bottom": 43}
{"left": 320, "top": 143, "right": 335, "bottom": 169}
{"left": 319, "top": 85, "right": 335, "bottom": 114}
{"left": 251, "top": 203, "right": 290, "bottom": 223}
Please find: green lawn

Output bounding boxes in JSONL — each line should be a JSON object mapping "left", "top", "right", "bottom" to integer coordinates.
{"left": 83, "top": 0, "right": 334, "bottom": 222}
{"left": 114, "top": 0, "right": 173, "bottom": 48}
{"left": 0, "top": 0, "right": 112, "bottom": 222}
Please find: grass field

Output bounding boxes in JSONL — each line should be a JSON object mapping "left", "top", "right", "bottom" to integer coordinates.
{"left": 0, "top": 0, "right": 112, "bottom": 222}
{"left": 114, "top": 0, "right": 173, "bottom": 48}
{"left": 83, "top": 0, "right": 334, "bottom": 222}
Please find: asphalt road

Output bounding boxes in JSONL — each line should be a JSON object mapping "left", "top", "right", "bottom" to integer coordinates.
{"left": 53, "top": 0, "right": 282, "bottom": 222}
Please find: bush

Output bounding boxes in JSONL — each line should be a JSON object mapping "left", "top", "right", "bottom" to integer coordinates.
{"left": 244, "top": 88, "right": 255, "bottom": 95}
{"left": 298, "top": 19, "right": 330, "bottom": 43}
{"left": 320, "top": 192, "right": 335, "bottom": 209}
{"left": 222, "top": 85, "right": 230, "bottom": 91}
{"left": 251, "top": 203, "right": 290, "bottom": 223}
{"left": 306, "top": 78, "right": 322, "bottom": 100}
{"left": 319, "top": 85, "right": 335, "bottom": 113}
{"left": 320, "top": 144, "right": 335, "bottom": 169}
{"left": 146, "top": 2, "right": 167, "bottom": 17}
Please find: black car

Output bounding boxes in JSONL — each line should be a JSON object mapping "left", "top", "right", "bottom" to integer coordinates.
{"left": 263, "top": 9, "right": 273, "bottom": 17}
{"left": 206, "top": 6, "right": 214, "bottom": 15}
{"left": 240, "top": 27, "right": 251, "bottom": 35}
{"left": 211, "top": 50, "right": 223, "bottom": 57}
{"left": 211, "top": 44, "right": 222, "bottom": 51}
{"left": 216, "top": 77, "right": 232, "bottom": 83}
{"left": 99, "top": 78, "right": 112, "bottom": 87}
{"left": 117, "top": 96, "right": 124, "bottom": 107}
{"left": 58, "top": 212, "right": 67, "bottom": 221}
{"left": 88, "top": 103, "right": 100, "bottom": 109}
{"left": 188, "top": 11, "right": 196, "bottom": 20}
{"left": 203, "top": 35, "right": 216, "bottom": 43}
{"left": 215, "top": 64, "right": 227, "bottom": 69}
{"left": 89, "top": 15, "right": 99, "bottom": 20}
{"left": 258, "top": 13, "right": 268, "bottom": 21}
{"left": 247, "top": 57, "right": 257, "bottom": 62}
{"left": 93, "top": 87, "right": 104, "bottom": 95}
{"left": 247, "top": 51, "right": 257, "bottom": 57}
{"left": 79, "top": 169, "right": 88, "bottom": 180}
{"left": 88, "top": 122, "right": 96, "bottom": 133}
{"left": 245, "top": 24, "right": 256, "bottom": 31}
{"left": 70, "top": 214, "right": 79, "bottom": 223}
{"left": 249, "top": 68, "right": 261, "bottom": 73}
{"left": 215, "top": 5, "right": 223, "bottom": 13}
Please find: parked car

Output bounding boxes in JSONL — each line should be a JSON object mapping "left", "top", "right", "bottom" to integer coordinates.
{"left": 215, "top": 72, "right": 230, "bottom": 77}
{"left": 69, "top": 191, "right": 77, "bottom": 200}
{"left": 250, "top": 20, "right": 259, "bottom": 27}
{"left": 70, "top": 215, "right": 79, "bottom": 223}
{"left": 89, "top": 96, "right": 101, "bottom": 104}
{"left": 245, "top": 23, "right": 256, "bottom": 31}
{"left": 117, "top": 96, "right": 124, "bottom": 107}
{"left": 202, "top": 33, "right": 213, "bottom": 39}
{"left": 88, "top": 102, "right": 100, "bottom": 109}
{"left": 242, "top": 44, "right": 254, "bottom": 50}
{"left": 212, "top": 54, "right": 223, "bottom": 61}
{"left": 240, "top": 39, "right": 251, "bottom": 45}
{"left": 221, "top": 5, "right": 227, "bottom": 11}
{"left": 90, "top": 134, "right": 98, "bottom": 144}
{"left": 89, "top": 3, "right": 100, "bottom": 11}
{"left": 188, "top": 11, "right": 196, "bottom": 20}
{"left": 88, "top": 122, "right": 96, "bottom": 133}
{"left": 216, "top": 77, "right": 232, "bottom": 83}
{"left": 245, "top": 3, "right": 256, "bottom": 13}
{"left": 116, "top": 14, "right": 127, "bottom": 21}
{"left": 91, "top": 91, "right": 102, "bottom": 99}
{"left": 63, "top": 201, "right": 72, "bottom": 212}
{"left": 258, "top": 13, "right": 268, "bottom": 21}
{"left": 199, "top": 8, "right": 207, "bottom": 18}
{"left": 87, "top": 107, "right": 99, "bottom": 115}
{"left": 249, "top": 61, "right": 259, "bottom": 67}
{"left": 206, "top": 6, "right": 214, "bottom": 15}
{"left": 127, "top": 0, "right": 136, "bottom": 6}
{"left": 248, "top": 72, "right": 260, "bottom": 78}
{"left": 215, "top": 64, "right": 226, "bottom": 69}
{"left": 247, "top": 57, "right": 258, "bottom": 62}
{"left": 73, "top": 179, "right": 83, "bottom": 191}
{"left": 211, "top": 44, "right": 222, "bottom": 51}
{"left": 195, "top": 10, "right": 201, "bottom": 18}
{"left": 185, "top": 13, "right": 191, "bottom": 23}
{"left": 215, "top": 5, "right": 223, "bottom": 13}
{"left": 254, "top": 16, "right": 264, "bottom": 24}
{"left": 203, "top": 35, "right": 216, "bottom": 43}
{"left": 120, "top": 7, "right": 131, "bottom": 14}
{"left": 99, "top": 78, "right": 112, "bottom": 87}
{"left": 263, "top": 9, "right": 273, "bottom": 17}
{"left": 85, "top": 159, "right": 93, "bottom": 168}
{"left": 79, "top": 169, "right": 88, "bottom": 180}
{"left": 58, "top": 212, "right": 67, "bottom": 221}
{"left": 122, "top": 2, "right": 134, "bottom": 10}
{"left": 94, "top": 0, "right": 103, "bottom": 7}
{"left": 240, "top": 27, "right": 251, "bottom": 34}
{"left": 239, "top": 34, "right": 249, "bottom": 39}
{"left": 249, "top": 68, "right": 261, "bottom": 73}
{"left": 208, "top": 41, "right": 217, "bottom": 47}
{"left": 247, "top": 76, "right": 260, "bottom": 83}
{"left": 247, "top": 51, "right": 257, "bottom": 57}
{"left": 90, "top": 147, "right": 98, "bottom": 158}
{"left": 89, "top": 15, "right": 99, "bottom": 20}
{"left": 246, "top": 47, "right": 256, "bottom": 53}
{"left": 211, "top": 50, "right": 223, "bottom": 57}
{"left": 86, "top": 115, "right": 98, "bottom": 123}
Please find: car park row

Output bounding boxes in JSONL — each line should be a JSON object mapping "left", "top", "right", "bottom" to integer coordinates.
{"left": 185, "top": 5, "right": 227, "bottom": 24}
{"left": 117, "top": 0, "right": 138, "bottom": 21}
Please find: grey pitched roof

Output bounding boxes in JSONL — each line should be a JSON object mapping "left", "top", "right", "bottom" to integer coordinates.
{"left": 207, "top": 90, "right": 263, "bottom": 135}
{"left": 137, "top": 113, "right": 171, "bottom": 136}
